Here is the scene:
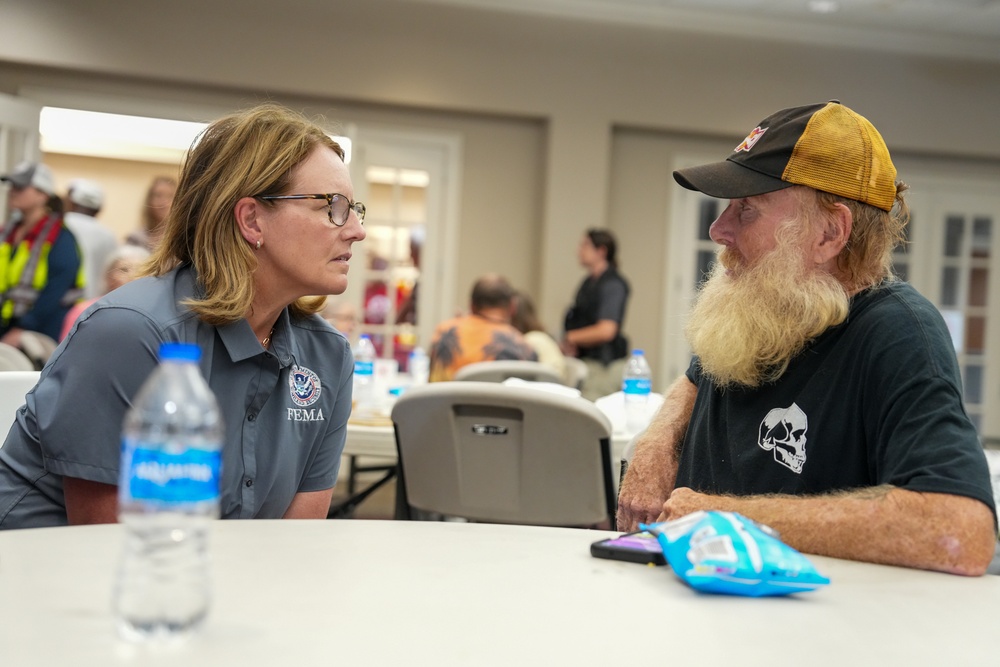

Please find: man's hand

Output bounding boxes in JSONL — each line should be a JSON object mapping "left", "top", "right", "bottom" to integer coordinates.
{"left": 658, "top": 487, "right": 713, "bottom": 521}
{"left": 615, "top": 375, "right": 697, "bottom": 531}
{"left": 617, "top": 453, "right": 674, "bottom": 531}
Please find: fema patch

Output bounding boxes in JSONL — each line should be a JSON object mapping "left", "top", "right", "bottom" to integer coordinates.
{"left": 289, "top": 365, "right": 322, "bottom": 407}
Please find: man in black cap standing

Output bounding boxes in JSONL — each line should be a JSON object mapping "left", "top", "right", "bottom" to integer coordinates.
{"left": 0, "top": 161, "right": 83, "bottom": 346}
{"left": 616, "top": 102, "right": 997, "bottom": 575}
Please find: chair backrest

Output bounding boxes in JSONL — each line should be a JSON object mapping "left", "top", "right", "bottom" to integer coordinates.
{"left": 0, "top": 371, "right": 41, "bottom": 440}
{"left": 0, "top": 343, "right": 35, "bottom": 372}
{"left": 391, "top": 381, "right": 615, "bottom": 527}
{"left": 453, "top": 360, "right": 564, "bottom": 385}
{"left": 17, "top": 331, "right": 58, "bottom": 370}
{"left": 562, "top": 356, "right": 589, "bottom": 390}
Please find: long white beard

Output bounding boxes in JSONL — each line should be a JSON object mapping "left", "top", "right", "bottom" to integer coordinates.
{"left": 685, "top": 238, "right": 850, "bottom": 389}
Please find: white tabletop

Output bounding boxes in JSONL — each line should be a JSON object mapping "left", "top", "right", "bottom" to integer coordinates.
{"left": 1, "top": 520, "right": 998, "bottom": 666}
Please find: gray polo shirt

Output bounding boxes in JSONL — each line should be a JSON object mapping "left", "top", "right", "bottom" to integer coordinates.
{"left": 0, "top": 264, "right": 353, "bottom": 528}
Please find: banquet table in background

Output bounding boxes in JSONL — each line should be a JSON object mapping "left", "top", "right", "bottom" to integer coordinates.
{"left": 1, "top": 521, "right": 999, "bottom": 666}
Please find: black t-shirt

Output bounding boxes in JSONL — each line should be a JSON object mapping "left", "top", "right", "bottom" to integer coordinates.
{"left": 564, "top": 266, "right": 630, "bottom": 364}
{"left": 677, "top": 281, "right": 996, "bottom": 517}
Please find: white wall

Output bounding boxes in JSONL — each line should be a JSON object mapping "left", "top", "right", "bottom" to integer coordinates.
{"left": 2, "top": 0, "right": 999, "bottom": 380}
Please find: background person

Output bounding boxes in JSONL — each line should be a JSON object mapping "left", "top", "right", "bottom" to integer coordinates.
{"left": 0, "top": 103, "right": 366, "bottom": 528}
{"left": 125, "top": 175, "right": 177, "bottom": 252}
{"left": 0, "top": 161, "right": 84, "bottom": 346}
{"left": 60, "top": 244, "right": 150, "bottom": 341}
{"left": 63, "top": 178, "right": 119, "bottom": 300}
{"left": 511, "top": 290, "right": 566, "bottom": 383}
{"left": 616, "top": 101, "right": 996, "bottom": 575}
{"left": 322, "top": 298, "right": 359, "bottom": 342}
{"left": 427, "top": 273, "right": 536, "bottom": 382}
{"left": 562, "top": 228, "right": 631, "bottom": 400}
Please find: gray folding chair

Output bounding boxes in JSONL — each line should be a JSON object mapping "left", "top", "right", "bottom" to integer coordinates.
{"left": 0, "top": 370, "right": 41, "bottom": 443}
{"left": 391, "top": 381, "right": 615, "bottom": 528}
{"left": 453, "top": 360, "right": 564, "bottom": 385}
{"left": 0, "top": 343, "right": 35, "bottom": 372}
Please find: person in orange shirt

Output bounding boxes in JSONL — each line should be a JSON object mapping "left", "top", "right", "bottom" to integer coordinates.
{"left": 427, "top": 274, "right": 536, "bottom": 382}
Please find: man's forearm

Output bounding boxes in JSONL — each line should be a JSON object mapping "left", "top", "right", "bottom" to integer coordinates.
{"left": 663, "top": 486, "right": 998, "bottom": 576}
{"left": 616, "top": 375, "right": 696, "bottom": 530}
{"left": 564, "top": 319, "right": 618, "bottom": 348}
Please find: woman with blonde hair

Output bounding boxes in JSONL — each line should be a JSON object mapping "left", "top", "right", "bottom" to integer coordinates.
{"left": 0, "top": 102, "right": 366, "bottom": 528}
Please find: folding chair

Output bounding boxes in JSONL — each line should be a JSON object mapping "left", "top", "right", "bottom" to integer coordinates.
{"left": 391, "top": 381, "right": 615, "bottom": 528}
{"left": 453, "top": 360, "right": 564, "bottom": 385}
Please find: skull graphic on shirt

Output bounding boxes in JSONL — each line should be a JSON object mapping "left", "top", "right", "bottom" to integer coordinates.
{"left": 757, "top": 403, "right": 808, "bottom": 474}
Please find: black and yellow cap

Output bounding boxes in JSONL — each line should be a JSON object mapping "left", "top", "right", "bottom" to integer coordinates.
{"left": 673, "top": 101, "right": 897, "bottom": 212}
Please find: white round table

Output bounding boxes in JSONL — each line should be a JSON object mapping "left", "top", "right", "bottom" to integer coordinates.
{"left": 1, "top": 520, "right": 998, "bottom": 666}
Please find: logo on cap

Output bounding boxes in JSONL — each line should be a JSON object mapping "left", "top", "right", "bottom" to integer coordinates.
{"left": 734, "top": 126, "right": 767, "bottom": 153}
{"left": 289, "top": 365, "right": 322, "bottom": 407}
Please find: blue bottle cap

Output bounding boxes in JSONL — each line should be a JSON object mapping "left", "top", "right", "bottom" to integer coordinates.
{"left": 159, "top": 342, "right": 202, "bottom": 362}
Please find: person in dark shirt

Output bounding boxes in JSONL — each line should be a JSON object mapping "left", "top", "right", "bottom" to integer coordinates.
{"left": 562, "top": 228, "right": 630, "bottom": 400}
{"left": 617, "top": 101, "right": 996, "bottom": 576}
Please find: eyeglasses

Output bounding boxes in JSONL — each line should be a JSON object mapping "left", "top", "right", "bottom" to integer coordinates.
{"left": 255, "top": 193, "right": 366, "bottom": 227}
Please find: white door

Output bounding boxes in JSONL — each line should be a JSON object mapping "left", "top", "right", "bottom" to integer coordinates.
{"left": 346, "top": 126, "right": 462, "bottom": 370}
{"left": 903, "top": 176, "right": 1000, "bottom": 443}
{"left": 0, "top": 93, "right": 42, "bottom": 215}
{"left": 659, "top": 153, "right": 723, "bottom": 384}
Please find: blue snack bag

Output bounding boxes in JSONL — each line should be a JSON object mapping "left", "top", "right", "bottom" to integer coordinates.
{"left": 641, "top": 511, "right": 830, "bottom": 597}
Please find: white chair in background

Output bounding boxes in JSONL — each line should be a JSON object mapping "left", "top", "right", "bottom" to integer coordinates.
{"left": 453, "top": 360, "right": 564, "bottom": 385}
{"left": 17, "top": 331, "right": 58, "bottom": 370}
{"left": 391, "top": 381, "right": 616, "bottom": 528}
{"left": 0, "top": 371, "right": 42, "bottom": 440}
{"left": 0, "top": 343, "right": 35, "bottom": 372}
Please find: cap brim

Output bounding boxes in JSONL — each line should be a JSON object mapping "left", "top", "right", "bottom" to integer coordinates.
{"left": 1, "top": 175, "right": 29, "bottom": 188}
{"left": 673, "top": 159, "right": 792, "bottom": 200}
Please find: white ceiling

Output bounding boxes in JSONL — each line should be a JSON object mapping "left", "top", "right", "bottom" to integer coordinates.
{"left": 405, "top": 0, "right": 1000, "bottom": 62}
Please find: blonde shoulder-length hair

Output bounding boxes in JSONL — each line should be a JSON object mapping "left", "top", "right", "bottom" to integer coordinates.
{"left": 145, "top": 103, "right": 343, "bottom": 325}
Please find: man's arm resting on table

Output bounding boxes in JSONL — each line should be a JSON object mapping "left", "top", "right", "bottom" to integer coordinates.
{"left": 284, "top": 488, "right": 335, "bottom": 519}
{"left": 662, "top": 485, "right": 998, "bottom": 576}
{"left": 64, "top": 477, "right": 118, "bottom": 524}
{"left": 616, "top": 375, "right": 697, "bottom": 531}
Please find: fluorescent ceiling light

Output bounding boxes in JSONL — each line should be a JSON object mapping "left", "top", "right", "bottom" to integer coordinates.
{"left": 39, "top": 107, "right": 351, "bottom": 165}
{"left": 808, "top": 0, "right": 839, "bottom": 13}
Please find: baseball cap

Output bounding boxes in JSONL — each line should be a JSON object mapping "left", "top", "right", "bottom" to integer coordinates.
{"left": 0, "top": 161, "right": 56, "bottom": 196}
{"left": 673, "top": 101, "right": 897, "bottom": 212}
{"left": 68, "top": 178, "right": 105, "bottom": 210}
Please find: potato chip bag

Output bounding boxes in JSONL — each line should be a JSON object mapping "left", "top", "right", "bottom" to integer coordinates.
{"left": 641, "top": 511, "right": 830, "bottom": 597}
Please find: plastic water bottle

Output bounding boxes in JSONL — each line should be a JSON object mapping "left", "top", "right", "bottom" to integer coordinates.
{"left": 408, "top": 347, "right": 429, "bottom": 385}
{"left": 114, "top": 342, "right": 223, "bottom": 641}
{"left": 622, "top": 349, "right": 652, "bottom": 436}
{"left": 352, "top": 334, "right": 377, "bottom": 416}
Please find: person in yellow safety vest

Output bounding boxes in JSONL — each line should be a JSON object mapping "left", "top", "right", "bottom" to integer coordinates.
{"left": 0, "top": 162, "right": 84, "bottom": 346}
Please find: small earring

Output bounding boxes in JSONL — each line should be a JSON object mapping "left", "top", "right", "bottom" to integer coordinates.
{"left": 255, "top": 239, "right": 262, "bottom": 250}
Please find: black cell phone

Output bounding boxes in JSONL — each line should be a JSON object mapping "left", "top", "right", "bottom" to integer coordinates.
{"left": 590, "top": 531, "right": 667, "bottom": 566}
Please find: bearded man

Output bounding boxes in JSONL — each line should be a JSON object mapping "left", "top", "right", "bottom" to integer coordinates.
{"left": 617, "top": 101, "right": 997, "bottom": 576}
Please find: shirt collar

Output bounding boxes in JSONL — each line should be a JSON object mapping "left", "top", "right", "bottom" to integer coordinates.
{"left": 217, "top": 308, "right": 294, "bottom": 367}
